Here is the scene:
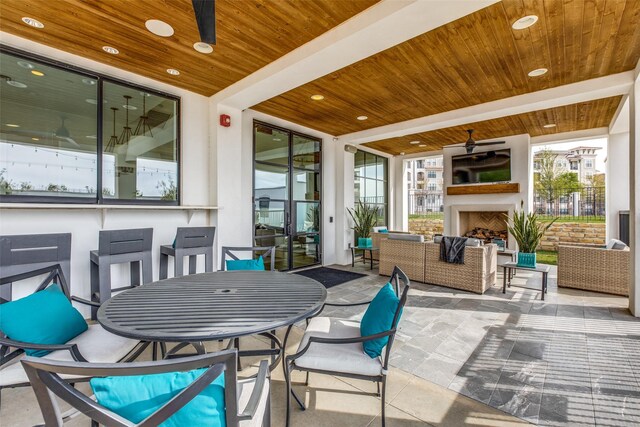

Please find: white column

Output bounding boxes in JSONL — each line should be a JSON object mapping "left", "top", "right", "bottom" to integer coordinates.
{"left": 606, "top": 132, "right": 630, "bottom": 241}
{"left": 391, "top": 157, "right": 408, "bottom": 232}
{"left": 629, "top": 74, "right": 640, "bottom": 316}
{"left": 335, "top": 141, "right": 355, "bottom": 265}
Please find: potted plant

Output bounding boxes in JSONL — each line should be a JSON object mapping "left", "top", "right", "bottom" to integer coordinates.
{"left": 504, "top": 201, "right": 557, "bottom": 268}
{"left": 347, "top": 201, "right": 379, "bottom": 248}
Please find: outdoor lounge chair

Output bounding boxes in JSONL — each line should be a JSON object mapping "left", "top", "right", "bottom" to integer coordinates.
{"left": 21, "top": 349, "right": 271, "bottom": 427}
{"left": 284, "top": 266, "right": 410, "bottom": 427}
{"left": 0, "top": 264, "right": 147, "bottom": 405}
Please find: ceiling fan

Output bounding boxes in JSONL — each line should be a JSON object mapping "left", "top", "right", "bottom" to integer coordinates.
{"left": 192, "top": 0, "right": 216, "bottom": 45}
{"left": 443, "top": 129, "right": 506, "bottom": 154}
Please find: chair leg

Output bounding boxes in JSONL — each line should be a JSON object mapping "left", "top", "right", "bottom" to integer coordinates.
{"left": 189, "top": 255, "right": 197, "bottom": 275}
{"left": 130, "top": 261, "right": 141, "bottom": 287}
{"left": 90, "top": 261, "right": 99, "bottom": 320}
{"left": 381, "top": 377, "right": 387, "bottom": 427}
{"left": 98, "top": 262, "right": 111, "bottom": 313}
{"left": 174, "top": 255, "right": 184, "bottom": 278}
{"left": 285, "top": 362, "right": 292, "bottom": 427}
{"left": 234, "top": 337, "right": 242, "bottom": 370}
{"left": 376, "top": 380, "right": 380, "bottom": 396}
{"left": 305, "top": 371, "right": 309, "bottom": 386}
{"left": 159, "top": 253, "right": 168, "bottom": 280}
{"left": 142, "top": 255, "right": 153, "bottom": 284}
{"left": 204, "top": 249, "right": 213, "bottom": 273}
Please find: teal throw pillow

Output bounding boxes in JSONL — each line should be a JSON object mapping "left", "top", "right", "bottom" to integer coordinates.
{"left": 91, "top": 370, "right": 226, "bottom": 427}
{"left": 360, "top": 283, "right": 402, "bottom": 358}
{"left": 379, "top": 229, "right": 389, "bottom": 233}
{"left": 226, "top": 255, "right": 265, "bottom": 271}
{"left": 0, "top": 284, "right": 88, "bottom": 357}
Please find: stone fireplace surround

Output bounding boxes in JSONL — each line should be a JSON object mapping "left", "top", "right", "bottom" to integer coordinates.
{"left": 450, "top": 204, "right": 517, "bottom": 249}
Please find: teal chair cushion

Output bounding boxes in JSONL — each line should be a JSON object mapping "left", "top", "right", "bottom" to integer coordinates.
{"left": 0, "top": 284, "right": 88, "bottom": 357}
{"left": 226, "top": 255, "right": 265, "bottom": 271}
{"left": 91, "top": 370, "right": 226, "bottom": 427}
{"left": 360, "top": 283, "right": 402, "bottom": 358}
{"left": 379, "top": 229, "right": 389, "bottom": 233}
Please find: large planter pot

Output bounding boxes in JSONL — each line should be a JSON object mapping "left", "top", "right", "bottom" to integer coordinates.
{"left": 517, "top": 252, "right": 536, "bottom": 268}
{"left": 358, "top": 237, "right": 372, "bottom": 248}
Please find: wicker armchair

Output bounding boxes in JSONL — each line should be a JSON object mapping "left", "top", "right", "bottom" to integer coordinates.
{"left": 424, "top": 242, "right": 497, "bottom": 294}
{"left": 558, "top": 245, "right": 630, "bottom": 296}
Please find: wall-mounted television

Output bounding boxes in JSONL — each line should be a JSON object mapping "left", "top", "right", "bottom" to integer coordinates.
{"left": 451, "top": 149, "right": 511, "bottom": 185}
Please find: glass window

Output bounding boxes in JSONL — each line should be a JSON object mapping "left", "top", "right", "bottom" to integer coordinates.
{"left": 0, "top": 51, "right": 98, "bottom": 198}
{"left": 585, "top": 159, "right": 593, "bottom": 168}
{"left": 353, "top": 149, "right": 388, "bottom": 226}
{"left": 0, "top": 49, "right": 180, "bottom": 204}
{"left": 427, "top": 171, "right": 436, "bottom": 178}
{"left": 102, "top": 81, "right": 178, "bottom": 201}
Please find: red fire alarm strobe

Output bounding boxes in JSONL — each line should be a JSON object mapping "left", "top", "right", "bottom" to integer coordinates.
{"left": 220, "top": 114, "right": 231, "bottom": 127}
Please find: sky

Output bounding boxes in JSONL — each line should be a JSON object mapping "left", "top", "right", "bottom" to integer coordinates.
{"left": 532, "top": 137, "right": 608, "bottom": 174}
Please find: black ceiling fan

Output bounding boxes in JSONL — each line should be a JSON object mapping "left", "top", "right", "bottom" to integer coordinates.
{"left": 192, "top": 0, "right": 216, "bottom": 45}
{"left": 443, "top": 129, "right": 506, "bottom": 154}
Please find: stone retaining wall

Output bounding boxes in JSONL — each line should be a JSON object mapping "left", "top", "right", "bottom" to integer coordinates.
{"left": 408, "top": 218, "right": 606, "bottom": 251}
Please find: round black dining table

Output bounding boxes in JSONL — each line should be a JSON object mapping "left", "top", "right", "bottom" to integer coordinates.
{"left": 97, "top": 271, "right": 327, "bottom": 344}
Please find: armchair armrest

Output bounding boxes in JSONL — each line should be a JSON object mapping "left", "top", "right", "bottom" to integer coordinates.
{"left": 238, "top": 360, "right": 269, "bottom": 421}
{"left": 0, "top": 337, "right": 88, "bottom": 362}
{"left": 71, "top": 295, "right": 101, "bottom": 308}
{"left": 323, "top": 300, "right": 371, "bottom": 307}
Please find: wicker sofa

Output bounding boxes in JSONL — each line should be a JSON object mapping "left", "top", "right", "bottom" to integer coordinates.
{"left": 558, "top": 244, "right": 630, "bottom": 296}
{"left": 379, "top": 236, "right": 497, "bottom": 294}
{"left": 371, "top": 231, "right": 409, "bottom": 261}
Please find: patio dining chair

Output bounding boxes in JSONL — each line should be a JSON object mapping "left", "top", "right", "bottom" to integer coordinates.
{"left": 21, "top": 349, "right": 271, "bottom": 427}
{"left": 0, "top": 264, "right": 147, "bottom": 408}
{"left": 220, "top": 246, "right": 277, "bottom": 271}
{"left": 284, "top": 266, "right": 410, "bottom": 427}
{"left": 159, "top": 226, "right": 216, "bottom": 279}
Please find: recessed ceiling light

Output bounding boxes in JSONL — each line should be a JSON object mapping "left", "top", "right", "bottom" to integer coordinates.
{"left": 17, "top": 61, "right": 34, "bottom": 69}
{"left": 31, "top": 137, "right": 39, "bottom": 141}
{"left": 145, "top": 19, "right": 174, "bottom": 37}
{"left": 82, "top": 78, "right": 97, "bottom": 85}
{"left": 102, "top": 46, "right": 119, "bottom": 55}
{"left": 409, "top": 140, "right": 420, "bottom": 145}
{"left": 512, "top": 15, "right": 538, "bottom": 30}
{"left": 5, "top": 124, "right": 20, "bottom": 128}
{"left": 399, "top": 151, "right": 405, "bottom": 156}
{"left": 122, "top": 104, "right": 137, "bottom": 110}
{"left": 86, "top": 135, "right": 97, "bottom": 139}
{"left": 528, "top": 68, "right": 548, "bottom": 77}
{"left": 31, "top": 70, "right": 45, "bottom": 77}
{"left": 6, "top": 80, "right": 27, "bottom": 88}
{"left": 357, "top": 115, "right": 368, "bottom": 121}
{"left": 85, "top": 98, "right": 98, "bottom": 105}
{"left": 166, "top": 68, "right": 180, "bottom": 76}
{"left": 22, "top": 17, "right": 44, "bottom": 28}
{"left": 193, "top": 42, "right": 213, "bottom": 54}
{"left": 543, "top": 123, "right": 557, "bottom": 128}
{"left": 310, "top": 94, "right": 325, "bottom": 101}
{"left": 418, "top": 144, "right": 427, "bottom": 148}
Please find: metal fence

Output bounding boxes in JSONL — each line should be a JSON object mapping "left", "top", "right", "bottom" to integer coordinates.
{"left": 408, "top": 190, "right": 444, "bottom": 217}
{"left": 533, "top": 186, "right": 605, "bottom": 221}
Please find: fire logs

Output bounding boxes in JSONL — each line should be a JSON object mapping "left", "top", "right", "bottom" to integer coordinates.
{"left": 464, "top": 227, "right": 507, "bottom": 243}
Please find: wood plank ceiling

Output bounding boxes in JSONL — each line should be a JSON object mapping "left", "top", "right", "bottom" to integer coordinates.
{"left": 252, "top": 0, "right": 640, "bottom": 146}
{"left": 362, "top": 96, "right": 623, "bottom": 155}
{"left": 0, "top": 0, "right": 378, "bottom": 96}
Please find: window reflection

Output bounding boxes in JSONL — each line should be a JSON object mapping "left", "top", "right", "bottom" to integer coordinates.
{"left": 0, "top": 51, "right": 97, "bottom": 197}
{"left": 102, "top": 82, "right": 177, "bottom": 201}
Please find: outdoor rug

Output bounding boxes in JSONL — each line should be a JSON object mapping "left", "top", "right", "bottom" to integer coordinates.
{"left": 294, "top": 267, "right": 366, "bottom": 289}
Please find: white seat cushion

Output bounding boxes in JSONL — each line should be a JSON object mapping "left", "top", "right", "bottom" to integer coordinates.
{"left": 294, "top": 317, "right": 383, "bottom": 377}
{"left": 238, "top": 376, "right": 270, "bottom": 427}
{"left": 0, "top": 324, "right": 140, "bottom": 387}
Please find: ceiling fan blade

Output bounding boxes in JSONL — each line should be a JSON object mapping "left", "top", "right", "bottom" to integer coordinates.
{"left": 192, "top": 0, "right": 216, "bottom": 44}
{"left": 474, "top": 141, "right": 506, "bottom": 146}
{"left": 443, "top": 143, "right": 465, "bottom": 149}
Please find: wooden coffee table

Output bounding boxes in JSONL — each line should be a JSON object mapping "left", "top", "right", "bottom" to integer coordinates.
{"left": 500, "top": 261, "right": 550, "bottom": 300}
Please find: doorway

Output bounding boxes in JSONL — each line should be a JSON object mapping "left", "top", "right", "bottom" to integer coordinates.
{"left": 253, "top": 121, "right": 321, "bottom": 271}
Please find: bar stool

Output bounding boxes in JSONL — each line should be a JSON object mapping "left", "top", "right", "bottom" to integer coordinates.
{"left": 90, "top": 228, "right": 153, "bottom": 319}
{"left": 0, "top": 233, "right": 71, "bottom": 302}
{"left": 159, "top": 226, "right": 215, "bottom": 279}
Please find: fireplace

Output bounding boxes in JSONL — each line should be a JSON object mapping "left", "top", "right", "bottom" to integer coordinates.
{"left": 450, "top": 204, "right": 516, "bottom": 248}
{"left": 458, "top": 211, "right": 508, "bottom": 244}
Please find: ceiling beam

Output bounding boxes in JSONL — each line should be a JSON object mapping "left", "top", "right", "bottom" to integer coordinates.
{"left": 210, "top": 0, "right": 498, "bottom": 109}
{"left": 341, "top": 71, "right": 635, "bottom": 144}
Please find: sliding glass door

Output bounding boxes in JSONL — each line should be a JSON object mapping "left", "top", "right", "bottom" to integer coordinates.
{"left": 253, "top": 121, "right": 321, "bottom": 271}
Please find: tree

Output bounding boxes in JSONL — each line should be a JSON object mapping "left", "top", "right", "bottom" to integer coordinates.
{"left": 0, "top": 169, "right": 12, "bottom": 195}
{"left": 534, "top": 149, "right": 582, "bottom": 214}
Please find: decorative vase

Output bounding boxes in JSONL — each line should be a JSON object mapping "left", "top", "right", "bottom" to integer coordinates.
{"left": 517, "top": 252, "right": 536, "bottom": 268}
{"left": 358, "top": 237, "right": 372, "bottom": 248}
